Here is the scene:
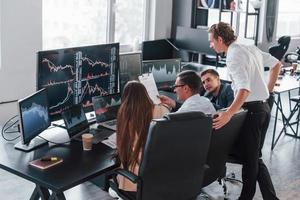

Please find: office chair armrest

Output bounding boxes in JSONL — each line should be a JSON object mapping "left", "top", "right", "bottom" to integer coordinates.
{"left": 108, "top": 168, "right": 140, "bottom": 184}
{"left": 107, "top": 169, "right": 139, "bottom": 200}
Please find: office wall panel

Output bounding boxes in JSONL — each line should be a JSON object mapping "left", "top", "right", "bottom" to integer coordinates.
{"left": 0, "top": 0, "right": 42, "bottom": 103}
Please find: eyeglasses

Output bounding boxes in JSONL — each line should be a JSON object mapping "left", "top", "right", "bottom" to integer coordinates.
{"left": 171, "top": 84, "right": 185, "bottom": 90}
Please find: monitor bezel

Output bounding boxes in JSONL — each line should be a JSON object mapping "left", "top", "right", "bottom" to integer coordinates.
{"left": 142, "top": 38, "right": 177, "bottom": 61}
{"left": 92, "top": 92, "right": 121, "bottom": 123}
{"left": 119, "top": 52, "right": 142, "bottom": 92}
{"left": 141, "top": 58, "right": 182, "bottom": 89}
{"left": 18, "top": 88, "right": 50, "bottom": 145}
{"left": 36, "top": 43, "right": 120, "bottom": 122}
{"left": 61, "top": 104, "right": 89, "bottom": 138}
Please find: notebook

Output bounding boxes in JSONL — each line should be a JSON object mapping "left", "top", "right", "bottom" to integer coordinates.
{"left": 61, "top": 104, "right": 114, "bottom": 144}
{"left": 29, "top": 156, "right": 63, "bottom": 170}
{"left": 92, "top": 93, "right": 121, "bottom": 131}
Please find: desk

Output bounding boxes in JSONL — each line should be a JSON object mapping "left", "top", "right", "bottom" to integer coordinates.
{"left": 271, "top": 75, "right": 300, "bottom": 150}
{"left": 0, "top": 139, "right": 118, "bottom": 200}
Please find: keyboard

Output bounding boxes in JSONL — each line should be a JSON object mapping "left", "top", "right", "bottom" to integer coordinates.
{"left": 72, "top": 127, "right": 114, "bottom": 144}
{"left": 90, "top": 128, "right": 114, "bottom": 144}
{"left": 105, "top": 120, "right": 117, "bottom": 126}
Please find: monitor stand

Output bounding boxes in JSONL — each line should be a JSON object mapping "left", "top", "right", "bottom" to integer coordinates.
{"left": 14, "top": 137, "right": 47, "bottom": 152}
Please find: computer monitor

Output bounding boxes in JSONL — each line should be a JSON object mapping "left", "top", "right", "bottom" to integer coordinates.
{"left": 141, "top": 58, "right": 181, "bottom": 90}
{"left": 37, "top": 43, "right": 120, "bottom": 121}
{"left": 92, "top": 93, "right": 121, "bottom": 123}
{"left": 119, "top": 52, "right": 142, "bottom": 92}
{"left": 15, "top": 88, "right": 50, "bottom": 151}
{"left": 61, "top": 104, "right": 89, "bottom": 138}
{"left": 175, "top": 26, "right": 215, "bottom": 55}
{"left": 142, "top": 39, "right": 178, "bottom": 61}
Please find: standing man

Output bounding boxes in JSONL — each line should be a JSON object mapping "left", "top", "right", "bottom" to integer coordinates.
{"left": 209, "top": 22, "right": 281, "bottom": 200}
{"left": 200, "top": 69, "right": 234, "bottom": 110}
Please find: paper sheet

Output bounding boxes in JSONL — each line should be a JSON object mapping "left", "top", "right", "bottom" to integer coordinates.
{"left": 138, "top": 73, "right": 161, "bottom": 105}
{"left": 102, "top": 132, "right": 117, "bottom": 149}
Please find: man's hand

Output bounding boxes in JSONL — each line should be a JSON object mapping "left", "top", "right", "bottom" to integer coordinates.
{"left": 212, "top": 89, "right": 249, "bottom": 129}
{"left": 157, "top": 95, "right": 176, "bottom": 109}
{"left": 213, "top": 111, "right": 233, "bottom": 129}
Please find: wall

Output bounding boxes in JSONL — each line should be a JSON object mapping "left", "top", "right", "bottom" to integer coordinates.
{"left": 148, "top": 0, "right": 173, "bottom": 40}
{"left": 0, "top": 0, "right": 42, "bottom": 103}
{"left": 0, "top": 0, "right": 42, "bottom": 124}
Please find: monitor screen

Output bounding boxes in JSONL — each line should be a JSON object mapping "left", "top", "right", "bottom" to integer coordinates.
{"left": 37, "top": 43, "right": 120, "bottom": 121}
{"left": 142, "top": 39, "right": 177, "bottom": 61}
{"left": 175, "top": 26, "right": 215, "bottom": 55}
{"left": 119, "top": 52, "right": 142, "bottom": 92}
{"left": 18, "top": 88, "right": 50, "bottom": 145}
{"left": 92, "top": 93, "right": 121, "bottom": 123}
{"left": 61, "top": 104, "right": 88, "bottom": 137}
{"left": 142, "top": 59, "right": 181, "bottom": 89}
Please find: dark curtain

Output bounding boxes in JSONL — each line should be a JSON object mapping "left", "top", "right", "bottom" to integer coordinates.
{"left": 266, "top": 0, "right": 278, "bottom": 42}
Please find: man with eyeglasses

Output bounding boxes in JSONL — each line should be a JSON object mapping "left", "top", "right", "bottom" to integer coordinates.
{"left": 158, "top": 70, "right": 215, "bottom": 114}
{"left": 209, "top": 22, "right": 281, "bottom": 200}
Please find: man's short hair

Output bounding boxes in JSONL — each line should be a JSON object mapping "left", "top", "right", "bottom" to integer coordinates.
{"left": 208, "top": 22, "right": 237, "bottom": 46}
{"left": 177, "top": 70, "right": 201, "bottom": 94}
{"left": 200, "top": 69, "right": 219, "bottom": 78}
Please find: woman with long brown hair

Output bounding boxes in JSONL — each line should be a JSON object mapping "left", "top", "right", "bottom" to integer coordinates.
{"left": 116, "top": 80, "right": 169, "bottom": 192}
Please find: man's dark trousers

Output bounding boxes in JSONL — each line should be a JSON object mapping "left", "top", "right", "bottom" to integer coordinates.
{"left": 239, "top": 101, "right": 278, "bottom": 200}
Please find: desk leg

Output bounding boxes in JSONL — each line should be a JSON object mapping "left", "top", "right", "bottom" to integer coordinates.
{"left": 288, "top": 91, "right": 291, "bottom": 112}
{"left": 49, "top": 192, "right": 66, "bottom": 200}
{"left": 30, "top": 184, "right": 50, "bottom": 200}
{"left": 271, "top": 92, "right": 300, "bottom": 151}
{"left": 271, "top": 94, "right": 280, "bottom": 150}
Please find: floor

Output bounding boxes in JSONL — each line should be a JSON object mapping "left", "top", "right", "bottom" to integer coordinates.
{"left": 1, "top": 92, "right": 300, "bottom": 199}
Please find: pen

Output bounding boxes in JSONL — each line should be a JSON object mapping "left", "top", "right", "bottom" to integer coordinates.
{"left": 40, "top": 157, "right": 58, "bottom": 161}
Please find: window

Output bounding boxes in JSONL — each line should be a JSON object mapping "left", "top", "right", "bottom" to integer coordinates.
{"left": 277, "top": 0, "right": 300, "bottom": 38}
{"left": 43, "top": 0, "right": 146, "bottom": 50}
{"left": 115, "top": 0, "right": 145, "bottom": 46}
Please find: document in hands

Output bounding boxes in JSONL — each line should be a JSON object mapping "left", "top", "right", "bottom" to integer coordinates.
{"left": 138, "top": 73, "right": 161, "bottom": 105}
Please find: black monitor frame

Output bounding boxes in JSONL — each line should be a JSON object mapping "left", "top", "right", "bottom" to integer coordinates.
{"left": 141, "top": 58, "right": 181, "bottom": 90}
{"left": 175, "top": 26, "right": 216, "bottom": 55}
{"left": 142, "top": 38, "right": 179, "bottom": 61}
{"left": 18, "top": 88, "right": 50, "bottom": 145}
{"left": 119, "top": 52, "right": 142, "bottom": 92}
{"left": 61, "top": 104, "right": 89, "bottom": 138}
{"left": 36, "top": 43, "right": 120, "bottom": 122}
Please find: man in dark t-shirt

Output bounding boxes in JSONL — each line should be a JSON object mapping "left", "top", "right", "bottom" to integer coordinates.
{"left": 200, "top": 69, "right": 234, "bottom": 110}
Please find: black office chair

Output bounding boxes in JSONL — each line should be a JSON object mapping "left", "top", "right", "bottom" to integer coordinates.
{"left": 268, "top": 35, "right": 291, "bottom": 61}
{"left": 108, "top": 112, "right": 212, "bottom": 200}
{"left": 284, "top": 46, "right": 300, "bottom": 64}
{"left": 201, "top": 110, "right": 248, "bottom": 196}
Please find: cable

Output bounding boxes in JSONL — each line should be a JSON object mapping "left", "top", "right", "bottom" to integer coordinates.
{"left": 4, "top": 119, "right": 19, "bottom": 132}
{"left": 1, "top": 115, "right": 20, "bottom": 141}
{"left": 37, "top": 135, "right": 71, "bottom": 145}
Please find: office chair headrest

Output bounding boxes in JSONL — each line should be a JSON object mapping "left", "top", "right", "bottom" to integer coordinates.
{"left": 163, "top": 111, "right": 208, "bottom": 121}
{"left": 278, "top": 36, "right": 291, "bottom": 48}
{"left": 269, "top": 36, "right": 291, "bottom": 60}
